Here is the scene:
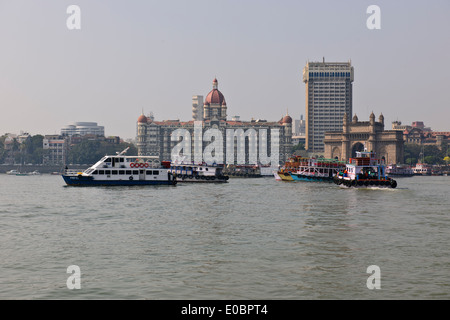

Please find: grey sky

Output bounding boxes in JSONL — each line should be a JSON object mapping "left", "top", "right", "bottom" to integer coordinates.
{"left": 0, "top": 0, "right": 449, "bottom": 139}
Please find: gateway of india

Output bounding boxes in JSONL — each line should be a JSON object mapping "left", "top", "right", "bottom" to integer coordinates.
{"left": 323, "top": 112, "right": 404, "bottom": 164}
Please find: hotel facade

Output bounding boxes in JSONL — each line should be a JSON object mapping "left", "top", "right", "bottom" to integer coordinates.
{"left": 136, "top": 79, "right": 293, "bottom": 165}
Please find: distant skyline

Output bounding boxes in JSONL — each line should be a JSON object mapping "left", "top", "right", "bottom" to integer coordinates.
{"left": 1, "top": 0, "right": 449, "bottom": 139}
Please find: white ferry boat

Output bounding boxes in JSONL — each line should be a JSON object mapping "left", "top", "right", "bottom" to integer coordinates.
{"left": 386, "top": 164, "right": 414, "bottom": 177}
{"left": 169, "top": 157, "right": 229, "bottom": 183}
{"left": 62, "top": 148, "right": 177, "bottom": 186}
{"left": 412, "top": 162, "right": 432, "bottom": 175}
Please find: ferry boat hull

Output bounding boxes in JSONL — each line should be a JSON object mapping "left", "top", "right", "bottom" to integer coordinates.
{"left": 333, "top": 177, "right": 397, "bottom": 189}
{"left": 290, "top": 173, "right": 334, "bottom": 182}
{"left": 174, "top": 175, "right": 228, "bottom": 183}
{"left": 62, "top": 175, "right": 176, "bottom": 186}
{"left": 277, "top": 171, "right": 294, "bottom": 181}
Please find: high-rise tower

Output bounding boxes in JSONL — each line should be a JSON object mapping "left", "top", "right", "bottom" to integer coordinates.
{"left": 303, "top": 58, "right": 354, "bottom": 153}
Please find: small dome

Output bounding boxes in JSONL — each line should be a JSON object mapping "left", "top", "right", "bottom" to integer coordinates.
{"left": 137, "top": 114, "right": 148, "bottom": 123}
{"left": 282, "top": 115, "right": 292, "bottom": 124}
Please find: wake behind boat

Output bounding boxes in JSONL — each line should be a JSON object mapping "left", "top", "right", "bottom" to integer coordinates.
{"left": 62, "top": 148, "right": 177, "bottom": 186}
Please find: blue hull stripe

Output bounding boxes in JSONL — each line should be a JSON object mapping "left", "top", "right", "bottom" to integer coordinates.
{"left": 62, "top": 175, "right": 176, "bottom": 186}
{"left": 290, "top": 174, "right": 332, "bottom": 182}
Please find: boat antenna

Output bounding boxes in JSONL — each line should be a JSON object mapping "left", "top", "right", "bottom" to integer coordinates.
{"left": 117, "top": 147, "right": 129, "bottom": 156}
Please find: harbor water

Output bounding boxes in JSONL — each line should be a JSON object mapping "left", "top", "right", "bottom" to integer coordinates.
{"left": 0, "top": 174, "right": 449, "bottom": 299}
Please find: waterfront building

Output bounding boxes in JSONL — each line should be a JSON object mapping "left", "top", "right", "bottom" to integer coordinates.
{"left": 1, "top": 132, "right": 31, "bottom": 164}
{"left": 137, "top": 78, "right": 292, "bottom": 165}
{"left": 302, "top": 58, "right": 354, "bottom": 153}
{"left": 392, "top": 120, "right": 449, "bottom": 148}
{"left": 43, "top": 135, "right": 68, "bottom": 165}
{"left": 324, "top": 112, "right": 404, "bottom": 164}
{"left": 61, "top": 122, "right": 105, "bottom": 137}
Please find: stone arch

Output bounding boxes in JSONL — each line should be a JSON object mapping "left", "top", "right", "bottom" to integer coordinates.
{"left": 351, "top": 142, "right": 364, "bottom": 158}
{"left": 331, "top": 146, "right": 341, "bottom": 160}
{"left": 377, "top": 146, "right": 387, "bottom": 164}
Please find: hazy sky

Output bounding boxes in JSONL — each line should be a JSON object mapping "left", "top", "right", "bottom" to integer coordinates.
{"left": 1, "top": 0, "right": 449, "bottom": 139}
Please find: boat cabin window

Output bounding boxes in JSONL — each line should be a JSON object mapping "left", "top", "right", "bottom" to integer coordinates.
{"left": 126, "top": 170, "right": 132, "bottom": 175}
{"left": 93, "top": 170, "right": 98, "bottom": 175}
{"left": 105, "top": 170, "right": 111, "bottom": 175}
{"left": 104, "top": 158, "right": 111, "bottom": 163}
{"left": 119, "top": 170, "right": 125, "bottom": 175}
{"left": 153, "top": 170, "right": 159, "bottom": 175}
{"left": 98, "top": 170, "right": 105, "bottom": 175}
{"left": 133, "top": 170, "right": 139, "bottom": 175}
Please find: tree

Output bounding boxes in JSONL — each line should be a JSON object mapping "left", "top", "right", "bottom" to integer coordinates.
{"left": 67, "top": 140, "right": 137, "bottom": 165}
{"left": 291, "top": 142, "right": 305, "bottom": 153}
{"left": 444, "top": 156, "right": 450, "bottom": 165}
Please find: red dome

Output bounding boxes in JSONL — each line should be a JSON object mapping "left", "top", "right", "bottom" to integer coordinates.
{"left": 204, "top": 78, "right": 226, "bottom": 105}
{"left": 205, "top": 89, "right": 226, "bottom": 105}
{"left": 137, "top": 114, "right": 148, "bottom": 123}
{"left": 282, "top": 115, "right": 292, "bottom": 124}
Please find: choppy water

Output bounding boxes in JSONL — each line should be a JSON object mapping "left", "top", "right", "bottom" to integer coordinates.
{"left": 0, "top": 174, "right": 449, "bottom": 299}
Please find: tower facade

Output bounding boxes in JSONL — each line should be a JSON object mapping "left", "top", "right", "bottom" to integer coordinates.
{"left": 203, "top": 78, "right": 227, "bottom": 121}
{"left": 192, "top": 95, "right": 203, "bottom": 121}
{"left": 303, "top": 59, "right": 354, "bottom": 153}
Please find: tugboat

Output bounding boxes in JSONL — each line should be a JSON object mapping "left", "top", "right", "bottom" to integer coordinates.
{"left": 62, "top": 148, "right": 177, "bottom": 186}
{"left": 333, "top": 149, "right": 397, "bottom": 188}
